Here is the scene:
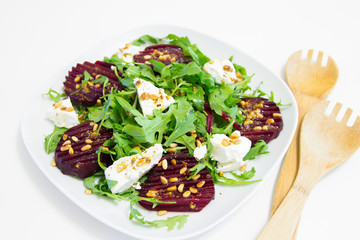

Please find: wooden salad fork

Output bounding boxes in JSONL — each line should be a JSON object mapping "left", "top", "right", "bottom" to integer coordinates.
{"left": 271, "top": 50, "right": 338, "bottom": 238}
{"left": 258, "top": 100, "right": 360, "bottom": 240}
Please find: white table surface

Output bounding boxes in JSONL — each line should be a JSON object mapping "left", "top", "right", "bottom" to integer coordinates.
{"left": 1, "top": 0, "right": 360, "bottom": 239}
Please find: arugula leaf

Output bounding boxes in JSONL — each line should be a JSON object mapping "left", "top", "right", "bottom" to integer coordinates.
{"left": 132, "top": 35, "right": 159, "bottom": 46}
{"left": 233, "top": 63, "right": 247, "bottom": 76}
{"left": 83, "top": 174, "right": 136, "bottom": 201}
{"left": 44, "top": 89, "right": 67, "bottom": 103}
{"left": 135, "top": 107, "right": 175, "bottom": 144}
{"left": 173, "top": 135, "right": 196, "bottom": 154}
{"left": 166, "top": 34, "right": 210, "bottom": 67}
{"left": 243, "top": 140, "right": 269, "bottom": 160}
{"left": 187, "top": 163, "right": 206, "bottom": 180}
{"left": 230, "top": 167, "right": 256, "bottom": 180}
{"left": 129, "top": 196, "right": 188, "bottom": 231}
{"left": 113, "top": 132, "right": 133, "bottom": 158}
{"left": 44, "top": 125, "right": 67, "bottom": 154}
{"left": 208, "top": 85, "right": 235, "bottom": 115}
{"left": 164, "top": 99, "right": 197, "bottom": 146}
{"left": 178, "top": 62, "right": 202, "bottom": 77}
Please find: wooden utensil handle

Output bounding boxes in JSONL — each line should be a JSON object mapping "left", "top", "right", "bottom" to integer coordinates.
{"left": 258, "top": 163, "right": 321, "bottom": 240}
{"left": 258, "top": 184, "right": 308, "bottom": 240}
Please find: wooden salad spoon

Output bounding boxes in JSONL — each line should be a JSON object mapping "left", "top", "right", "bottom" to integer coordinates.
{"left": 258, "top": 100, "right": 360, "bottom": 240}
{"left": 271, "top": 50, "right": 338, "bottom": 238}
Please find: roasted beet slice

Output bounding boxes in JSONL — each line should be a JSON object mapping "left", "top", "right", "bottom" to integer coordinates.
{"left": 138, "top": 152, "right": 215, "bottom": 212}
{"left": 55, "top": 121, "right": 113, "bottom": 179}
{"left": 133, "top": 44, "right": 192, "bottom": 66}
{"left": 64, "top": 61, "right": 124, "bottom": 107}
{"left": 238, "top": 97, "right": 283, "bottom": 145}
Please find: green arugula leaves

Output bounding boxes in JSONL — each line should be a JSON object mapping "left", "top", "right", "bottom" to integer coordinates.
{"left": 44, "top": 125, "right": 67, "bottom": 154}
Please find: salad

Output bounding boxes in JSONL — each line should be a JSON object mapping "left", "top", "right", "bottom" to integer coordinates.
{"left": 44, "top": 34, "right": 285, "bottom": 231}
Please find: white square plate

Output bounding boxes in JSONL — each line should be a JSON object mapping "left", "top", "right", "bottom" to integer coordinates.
{"left": 21, "top": 25, "right": 298, "bottom": 240}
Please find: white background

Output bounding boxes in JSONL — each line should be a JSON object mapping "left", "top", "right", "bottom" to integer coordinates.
{"left": 1, "top": 0, "right": 360, "bottom": 239}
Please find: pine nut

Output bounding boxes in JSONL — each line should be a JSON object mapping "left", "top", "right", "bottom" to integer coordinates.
{"left": 75, "top": 76, "right": 81, "bottom": 82}
{"left": 169, "top": 143, "right": 178, "bottom": 148}
{"left": 85, "top": 139, "right": 93, "bottom": 144}
{"left": 240, "top": 164, "right": 247, "bottom": 171}
{"left": 71, "top": 136, "right": 79, "bottom": 142}
{"left": 171, "top": 159, "right": 176, "bottom": 165}
{"left": 50, "top": 159, "right": 56, "bottom": 167}
{"left": 189, "top": 202, "right": 196, "bottom": 209}
{"left": 169, "top": 177, "right": 178, "bottom": 183}
{"left": 167, "top": 148, "right": 177, "bottom": 153}
{"left": 85, "top": 189, "right": 93, "bottom": 195}
{"left": 81, "top": 145, "right": 92, "bottom": 151}
{"left": 189, "top": 187, "right": 197, "bottom": 194}
{"left": 160, "top": 176, "right": 168, "bottom": 184}
{"left": 60, "top": 145, "right": 71, "bottom": 151}
{"left": 167, "top": 186, "right": 177, "bottom": 192}
{"left": 266, "top": 118, "right": 275, "bottom": 124}
{"left": 221, "top": 138, "right": 231, "bottom": 147}
{"left": 197, "top": 181, "right": 205, "bottom": 188}
{"left": 146, "top": 190, "right": 158, "bottom": 198}
{"left": 157, "top": 210, "right": 167, "bottom": 216}
{"left": 162, "top": 159, "right": 168, "bottom": 170}
{"left": 62, "top": 134, "right": 68, "bottom": 141}
{"left": 68, "top": 147, "right": 74, "bottom": 155}
{"left": 183, "top": 190, "right": 191, "bottom": 198}
{"left": 192, "top": 174, "right": 200, "bottom": 181}
{"left": 180, "top": 166, "right": 187, "bottom": 174}
{"left": 178, "top": 184, "right": 184, "bottom": 193}
{"left": 62, "top": 140, "right": 71, "bottom": 146}
{"left": 273, "top": 113, "right": 282, "bottom": 117}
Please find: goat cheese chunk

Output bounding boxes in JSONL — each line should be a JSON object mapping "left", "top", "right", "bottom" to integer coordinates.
{"left": 134, "top": 78, "right": 176, "bottom": 117}
{"left": 210, "top": 131, "right": 251, "bottom": 172}
{"left": 105, "top": 144, "right": 164, "bottom": 194}
{"left": 47, "top": 98, "right": 79, "bottom": 128}
{"left": 203, "top": 59, "right": 240, "bottom": 85}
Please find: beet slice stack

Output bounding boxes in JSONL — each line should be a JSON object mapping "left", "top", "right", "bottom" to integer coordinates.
{"left": 138, "top": 152, "right": 215, "bottom": 212}
{"left": 238, "top": 97, "right": 283, "bottom": 145}
{"left": 55, "top": 121, "right": 113, "bottom": 179}
{"left": 133, "top": 44, "right": 192, "bottom": 66}
{"left": 64, "top": 61, "right": 123, "bottom": 107}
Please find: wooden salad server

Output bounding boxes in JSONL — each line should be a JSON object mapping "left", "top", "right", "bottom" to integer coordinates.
{"left": 258, "top": 100, "right": 360, "bottom": 240}
{"left": 271, "top": 50, "right": 338, "bottom": 238}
